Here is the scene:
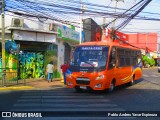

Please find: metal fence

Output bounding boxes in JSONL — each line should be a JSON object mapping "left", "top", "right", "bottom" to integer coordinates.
{"left": 0, "top": 68, "right": 26, "bottom": 87}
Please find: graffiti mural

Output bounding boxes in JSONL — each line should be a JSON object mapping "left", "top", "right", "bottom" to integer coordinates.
{"left": 5, "top": 40, "right": 19, "bottom": 54}
{"left": 19, "top": 52, "right": 45, "bottom": 79}
{"left": 0, "top": 55, "right": 2, "bottom": 79}
{"left": 45, "top": 44, "right": 60, "bottom": 78}
{"left": 0, "top": 52, "right": 18, "bottom": 81}
{"left": 1, "top": 41, "right": 60, "bottom": 80}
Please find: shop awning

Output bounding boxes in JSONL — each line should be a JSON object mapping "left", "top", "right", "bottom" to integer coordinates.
{"left": 7, "top": 27, "right": 58, "bottom": 34}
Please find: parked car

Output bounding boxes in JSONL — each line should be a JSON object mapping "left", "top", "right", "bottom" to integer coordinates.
{"left": 157, "top": 58, "right": 160, "bottom": 73}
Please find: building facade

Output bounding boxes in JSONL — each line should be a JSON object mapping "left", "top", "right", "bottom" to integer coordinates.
{"left": 0, "top": 13, "right": 80, "bottom": 80}
{"left": 128, "top": 33, "right": 158, "bottom": 52}
{"left": 127, "top": 33, "right": 159, "bottom": 58}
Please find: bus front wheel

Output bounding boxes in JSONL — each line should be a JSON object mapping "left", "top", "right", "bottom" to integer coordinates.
{"left": 108, "top": 80, "right": 115, "bottom": 93}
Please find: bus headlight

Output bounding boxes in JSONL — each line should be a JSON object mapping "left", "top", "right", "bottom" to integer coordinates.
{"left": 95, "top": 75, "right": 104, "bottom": 80}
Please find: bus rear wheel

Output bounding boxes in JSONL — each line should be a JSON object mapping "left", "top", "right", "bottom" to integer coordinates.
{"left": 129, "top": 76, "right": 135, "bottom": 86}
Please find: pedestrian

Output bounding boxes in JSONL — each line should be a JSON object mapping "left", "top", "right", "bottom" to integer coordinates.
{"left": 46, "top": 61, "right": 54, "bottom": 83}
{"left": 61, "top": 61, "right": 68, "bottom": 85}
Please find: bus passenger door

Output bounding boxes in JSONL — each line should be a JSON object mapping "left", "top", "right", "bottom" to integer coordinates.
{"left": 107, "top": 47, "right": 117, "bottom": 86}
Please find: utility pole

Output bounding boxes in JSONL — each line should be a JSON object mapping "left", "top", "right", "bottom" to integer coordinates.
{"left": 110, "top": 0, "right": 124, "bottom": 42}
{"left": 79, "top": 0, "right": 82, "bottom": 44}
{"left": 1, "top": 0, "right": 5, "bottom": 86}
{"left": 111, "top": 0, "right": 124, "bottom": 28}
{"left": 145, "top": 33, "right": 148, "bottom": 52}
{"left": 102, "top": 17, "right": 106, "bottom": 41}
{"left": 79, "top": 0, "right": 85, "bottom": 44}
{"left": 112, "top": 0, "right": 118, "bottom": 28}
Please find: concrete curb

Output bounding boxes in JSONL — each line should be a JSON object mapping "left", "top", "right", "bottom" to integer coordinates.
{"left": 0, "top": 86, "right": 34, "bottom": 91}
{"left": 143, "top": 66, "right": 158, "bottom": 69}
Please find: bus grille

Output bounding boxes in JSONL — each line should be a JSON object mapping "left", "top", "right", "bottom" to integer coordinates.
{"left": 76, "top": 78, "right": 90, "bottom": 85}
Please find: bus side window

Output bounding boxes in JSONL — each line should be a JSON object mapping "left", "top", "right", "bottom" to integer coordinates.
{"left": 108, "top": 47, "right": 116, "bottom": 69}
{"left": 137, "top": 51, "right": 142, "bottom": 66}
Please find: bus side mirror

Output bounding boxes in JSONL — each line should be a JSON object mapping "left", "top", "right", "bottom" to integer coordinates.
{"left": 108, "top": 63, "right": 115, "bottom": 69}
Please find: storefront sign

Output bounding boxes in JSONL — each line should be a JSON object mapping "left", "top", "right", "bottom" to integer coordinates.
{"left": 13, "top": 30, "right": 56, "bottom": 43}
{"left": 57, "top": 25, "right": 80, "bottom": 42}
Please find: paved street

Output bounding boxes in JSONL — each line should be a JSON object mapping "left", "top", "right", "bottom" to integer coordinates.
{"left": 0, "top": 68, "right": 159, "bottom": 120}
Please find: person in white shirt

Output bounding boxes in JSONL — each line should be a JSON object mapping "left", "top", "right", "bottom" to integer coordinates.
{"left": 46, "top": 61, "right": 54, "bottom": 82}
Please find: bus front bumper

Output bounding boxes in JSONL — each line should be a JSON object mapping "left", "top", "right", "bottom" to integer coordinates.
{"left": 66, "top": 78, "right": 109, "bottom": 91}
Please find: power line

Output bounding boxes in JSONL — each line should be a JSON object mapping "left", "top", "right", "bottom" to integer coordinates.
{"left": 5, "top": 0, "right": 160, "bottom": 34}
{"left": 6, "top": 0, "right": 160, "bottom": 18}
{"left": 6, "top": 0, "right": 80, "bottom": 26}
{"left": 116, "top": 0, "right": 152, "bottom": 31}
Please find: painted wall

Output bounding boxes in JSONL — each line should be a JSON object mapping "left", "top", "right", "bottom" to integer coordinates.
{"left": 0, "top": 55, "right": 1, "bottom": 79}
{"left": 128, "top": 33, "right": 158, "bottom": 52}
{"left": 0, "top": 52, "right": 18, "bottom": 80}
{"left": 19, "top": 52, "right": 45, "bottom": 79}
{"left": 0, "top": 39, "right": 60, "bottom": 80}
{"left": 0, "top": 13, "right": 48, "bottom": 31}
{"left": 56, "top": 39, "right": 64, "bottom": 76}
{"left": 45, "top": 44, "right": 60, "bottom": 78}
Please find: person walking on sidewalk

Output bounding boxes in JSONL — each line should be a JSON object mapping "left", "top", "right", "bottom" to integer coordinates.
{"left": 61, "top": 61, "right": 68, "bottom": 85}
{"left": 46, "top": 61, "right": 54, "bottom": 83}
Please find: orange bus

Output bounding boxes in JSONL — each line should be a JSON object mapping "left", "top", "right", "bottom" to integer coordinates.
{"left": 66, "top": 41, "right": 142, "bottom": 92}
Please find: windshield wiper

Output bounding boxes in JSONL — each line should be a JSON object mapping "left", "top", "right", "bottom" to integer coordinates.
{"left": 83, "top": 61, "right": 94, "bottom": 67}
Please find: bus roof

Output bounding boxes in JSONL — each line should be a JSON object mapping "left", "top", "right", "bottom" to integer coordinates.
{"left": 79, "top": 41, "right": 140, "bottom": 50}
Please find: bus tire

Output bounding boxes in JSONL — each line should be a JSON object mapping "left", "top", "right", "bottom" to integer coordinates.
{"left": 129, "top": 76, "right": 135, "bottom": 86}
{"left": 108, "top": 80, "right": 115, "bottom": 93}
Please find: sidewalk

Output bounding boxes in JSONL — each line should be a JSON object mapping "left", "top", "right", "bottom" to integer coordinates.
{"left": 0, "top": 78, "right": 66, "bottom": 91}
{"left": 25, "top": 78, "right": 65, "bottom": 89}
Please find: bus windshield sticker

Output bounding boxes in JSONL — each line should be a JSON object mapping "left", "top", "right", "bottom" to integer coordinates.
{"left": 80, "top": 62, "right": 98, "bottom": 67}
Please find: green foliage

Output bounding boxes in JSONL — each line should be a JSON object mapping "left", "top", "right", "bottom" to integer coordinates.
{"left": 45, "top": 44, "right": 58, "bottom": 72}
{"left": 8, "top": 77, "right": 18, "bottom": 81}
{"left": 142, "top": 55, "right": 155, "bottom": 66}
{"left": 52, "top": 70, "right": 60, "bottom": 78}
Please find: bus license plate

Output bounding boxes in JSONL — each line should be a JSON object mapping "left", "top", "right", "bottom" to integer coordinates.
{"left": 80, "top": 86, "right": 87, "bottom": 89}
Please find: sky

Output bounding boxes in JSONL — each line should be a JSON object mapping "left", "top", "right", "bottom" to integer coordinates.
{"left": 5, "top": 0, "right": 160, "bottom": 37}
{"left": 5, "top": 0, "right": 160, "bottom": 34}
{"left": 83, "top": 0, "right": 160, "bottom": 34}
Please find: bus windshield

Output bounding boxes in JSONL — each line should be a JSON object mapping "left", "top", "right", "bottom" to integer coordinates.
{"left": 69, "top": 46, "right": 109, "bottom": 72}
